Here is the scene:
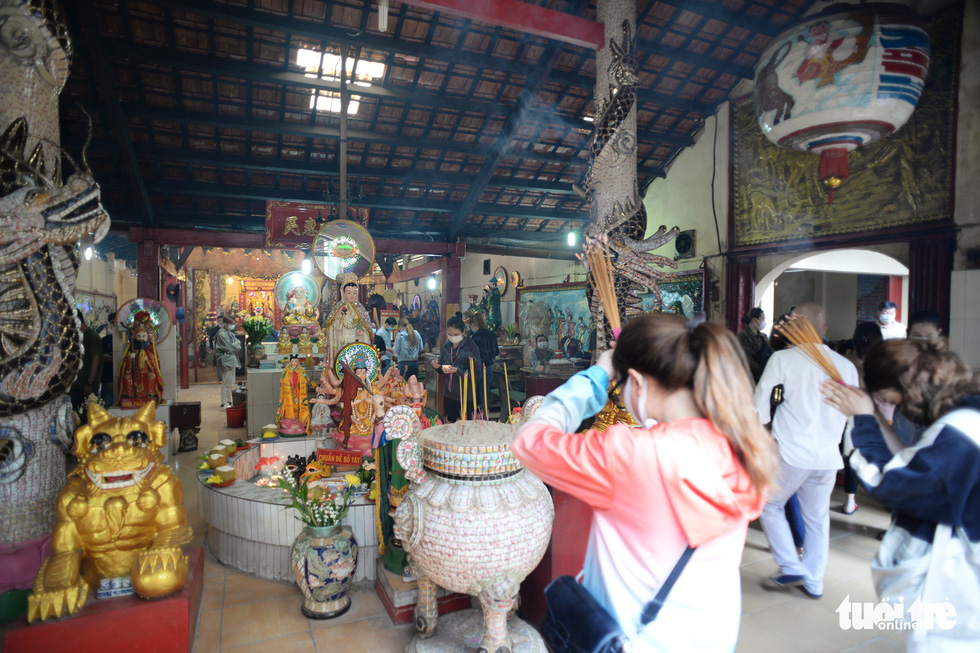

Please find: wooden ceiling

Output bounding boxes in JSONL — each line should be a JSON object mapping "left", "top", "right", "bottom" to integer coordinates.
{"left": 58, "top": 0, "right": 814, "bottom": 248}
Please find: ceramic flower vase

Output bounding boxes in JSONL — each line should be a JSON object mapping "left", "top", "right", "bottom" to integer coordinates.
{"left": 290, "top": 524, "right": 358, "bottom": 619}
{"left": 248, "top": 343, "right": 266, "bottom": 368}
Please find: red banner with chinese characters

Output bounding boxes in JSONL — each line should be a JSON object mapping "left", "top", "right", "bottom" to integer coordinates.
{"left": 317, "top": 448, "right": 363, "bottom": 468}
{"left": 265, "top": 201, "right": 370, "bottom": 248}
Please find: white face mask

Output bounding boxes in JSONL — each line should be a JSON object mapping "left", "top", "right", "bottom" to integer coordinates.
{"left": 399, "top": 328, "right": 407, "bottom": 335}
{"left": 448, "top": 334, "right": 463, "bottom": 345}
{"left": 880, "top": 313, "right": 893, "bottom": 325}
{"left": 624, "top": 376, "right": 657, "bottom": 429}
{"left": 758, "top": 320, "right": 766, "bottom": 331}
{"left": 226, "top": 324, "right": 235, "bottom": 331}
{"left": 537, "top": 341, "right": 548, "bottom": 350}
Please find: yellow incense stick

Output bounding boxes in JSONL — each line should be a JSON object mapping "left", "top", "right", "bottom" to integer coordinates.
{"left": 503, "top": 362, "right": 512, "bottom": 422}
{"left": 469, "top": 358, "right": 478, "bottom": 420}
{"left": 483, "top": 364, "right": 489, "bottom": 422}
{"left": 462, "top": 371, "right": 467, "bottom": 424}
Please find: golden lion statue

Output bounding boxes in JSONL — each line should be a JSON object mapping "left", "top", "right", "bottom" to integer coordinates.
{"left": 27, "top": 402, "right": 193, "bottom": 622}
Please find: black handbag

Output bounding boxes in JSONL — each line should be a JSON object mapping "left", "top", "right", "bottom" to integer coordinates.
{"left": 541, "top": 545, "right": 695, "bottom": 653}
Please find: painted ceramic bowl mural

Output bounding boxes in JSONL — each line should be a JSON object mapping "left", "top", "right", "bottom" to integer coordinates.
{"left": 311, "top": 220, "right": 376, "bottom": 281}
{"left": 754, "top": 3, "right": 929, "bottom": 199}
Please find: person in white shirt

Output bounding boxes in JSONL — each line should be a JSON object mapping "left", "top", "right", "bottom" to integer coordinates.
{"left": 754, "top": 303, "right": 859, "bottom": 599}
{"left": 876, "top": 301, "right": 906, "bottom": 340}
{"left": 375, "top": 317, "right": 397, "bottom": 374}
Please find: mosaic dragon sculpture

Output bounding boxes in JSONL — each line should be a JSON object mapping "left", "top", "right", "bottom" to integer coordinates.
{"left": 575, "top": 21, "right": 680, "bottom": 345}
{"left": 0, "top": 0, "right": 110, "bottom": 593}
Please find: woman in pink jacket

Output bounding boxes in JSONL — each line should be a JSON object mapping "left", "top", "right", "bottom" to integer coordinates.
{"left": 512, "top": 314, "right": 775, "bottom": 652}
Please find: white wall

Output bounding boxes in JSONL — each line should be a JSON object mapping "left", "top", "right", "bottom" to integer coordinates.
{"left": 76, "top": 254, "right": 138, "bottom": 306}
{"left": 459, "top": 252, "right": 586, "bottom": 328}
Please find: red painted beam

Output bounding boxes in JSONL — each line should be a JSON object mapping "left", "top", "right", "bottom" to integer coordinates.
{"left": 399, "top": 0, "right": 604, "bottom": 50}
{"left": 387, "top": 257, "right": 444, "bottom": 284}
{"left": 127, "top": 228, "right": 466, "bottom": 257}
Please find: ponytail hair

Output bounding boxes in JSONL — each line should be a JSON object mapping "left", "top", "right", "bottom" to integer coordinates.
{"left": 399, "top": 318, "right": 418, "bottom": 349}
{"left": 612, "top": 314, "right": 775, "bottom": 498}
{"left": 741, "top": 307, "right": 764, "bottom": 327}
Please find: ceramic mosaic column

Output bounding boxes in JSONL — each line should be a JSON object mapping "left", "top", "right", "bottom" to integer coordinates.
{"left": 582, "top": 0, "right": 680, "bottom": 348}
{"left": 0, "top": 0, "right": 110, "bottom": 595}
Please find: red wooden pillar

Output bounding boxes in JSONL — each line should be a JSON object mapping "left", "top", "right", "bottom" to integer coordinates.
{"left": 179, "top": 279, "right": 189, "bottom": 390}
{"left": 137, "top": 240, "right": 160, "bottom": 300}
{"left": 886, "top": 276, "right": 904, "bottom": 322}
{"left": 909, "top": 231, "right": 955, "bottom": 334}
{"left": 725, "top": 256, "right": 756, "bottom": 333}
{"left": 439, "top": 253, "right": 463, "bottom": 346}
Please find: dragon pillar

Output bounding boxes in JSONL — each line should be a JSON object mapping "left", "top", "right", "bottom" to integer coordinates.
{"left": 0, "top": 0, "right": 110, "bottom": 594}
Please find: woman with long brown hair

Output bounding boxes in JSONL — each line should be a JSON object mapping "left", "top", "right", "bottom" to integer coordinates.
{"left": 393, "top": 317, "right": 424, "bottom": 380}
{"left": 822, "top": 338, "right": 980, "bottom": 651}
{"left": 512, "top": 314, "right": 775, "bottom": 651}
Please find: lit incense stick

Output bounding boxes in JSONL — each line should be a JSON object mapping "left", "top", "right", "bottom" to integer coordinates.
{"left": 483, "top": 364, "right": 489, "bottom": 422}
{"left": 469, "top": 357, "right": 478, "bottom": 421}
{"left": 503, "top": 362, "right": 512, "bottom": 422}
{"left": 462, "top": 369, "right": 468, "bottom": 424}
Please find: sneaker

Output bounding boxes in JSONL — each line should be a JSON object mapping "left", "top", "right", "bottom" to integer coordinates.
{"left": 762, "top": 574, "right": 806, "bottom": 591}
{"left": 838, "top": 504, "right": 859, "bottom": 515}
{"left": 799, "top": 586, "right": 822, "bottom": 600}
{"left": 220, "top": 403, "right": 232, "bottom": 410}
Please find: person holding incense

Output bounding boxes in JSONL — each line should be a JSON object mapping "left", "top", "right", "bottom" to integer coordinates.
{"left": 430, "top": 315, "right": 481, "bottom": 422}
{"left": 754, "top": 303, "right": 859, "bottom": 600}
{"left": 512, "top": 313, "right": 776, "bottom": 651}
{"left": 821, "top": 338, "right": 980, "bottom": 650}
{"left": 467, "top": 311, "right": 498, "bottom": 416}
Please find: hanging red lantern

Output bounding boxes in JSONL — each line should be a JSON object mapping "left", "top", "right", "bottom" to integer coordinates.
{"left": 753, "top": 3, "right": 930, "bottom": 203}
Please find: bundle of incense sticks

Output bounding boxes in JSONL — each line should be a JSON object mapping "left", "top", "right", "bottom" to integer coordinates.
{"left": 577, "top": 235, "right": 622, "bottom": 339}
{"left": 775, "top": 315, "right": 843, "bottom": 382}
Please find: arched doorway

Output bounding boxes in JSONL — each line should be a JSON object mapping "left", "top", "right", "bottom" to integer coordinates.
{"left": 755, "top": 249, "right": 909, "bottom": 340}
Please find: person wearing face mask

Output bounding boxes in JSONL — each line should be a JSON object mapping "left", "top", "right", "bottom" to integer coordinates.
{"left": 529, "top": 334, "right": 554, "bottom": 371}
{"left": 394, "top": 318, "right": 424, "bottom": 380}
{"left": 821, "top": 338, "right": 980, "bottom": 652}
{"left": 877, "top": 301, "right": 906, "bottom": 340}
{"left": 214, "top": 316, "right": 242, "bottom": 410}
{"left": 737, "top": 307, "right": 772, "bottom": 383}
{"left": 511, "top": 314, "right": 776, "bottom": 652}
{"left": 907, "top": 309, "right": 943, "bottom": 341}
{"left": 754, "top": 303, "right": 859, "bottom": 600}
{"left": 376, "top": 317, "right": 397, "bottom": 374}
{"left": 430, "top": 316, "right": 481, "bottom": 421}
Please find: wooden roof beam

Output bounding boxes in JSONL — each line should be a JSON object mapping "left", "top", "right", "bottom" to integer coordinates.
{"left": 66, "top": 0, "right": 155, "bottom": 226}
{"left": 398, "top": 0, "right": 604, "bottom": 49}
{"left": 97, "top": 102, "right": 588, "bottom": 167}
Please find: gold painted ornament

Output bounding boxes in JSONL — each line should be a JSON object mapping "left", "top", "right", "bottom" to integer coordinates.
{"left": 27, "top": 402, "right": 192, "bottom": 622}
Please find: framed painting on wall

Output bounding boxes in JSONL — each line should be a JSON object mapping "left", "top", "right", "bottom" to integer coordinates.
{"left": 636, "top": 269, "right": 706, "bottom": 318}
{"left": 516, "top": 282, "right": 590, "bottom": 366}
{"left": 75, "top": 290, "right": 117, "bottom": 333}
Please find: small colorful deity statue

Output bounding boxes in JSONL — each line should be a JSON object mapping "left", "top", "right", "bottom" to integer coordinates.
{"left": 118, "top": 310, "right": 165, "bottom": 408}
{"left": 278, "top": 329, "right": 293, "bottom": 354}
{"left": 309, "top": 373, "right": 339, "bottom": 438}
{"left": 27, "top": 402, "right": 193, "bottom": 622}
{"left": 278, "top": 354, "right": 311, "bottom": 435}
{"left": 297, "top": 327, "right": 314, "bottom": 354}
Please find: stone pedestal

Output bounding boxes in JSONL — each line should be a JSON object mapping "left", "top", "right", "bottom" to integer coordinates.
{"left": 405, "top": 609, "right": 546, "bottom": 653}
{"left": 4, "top": 548, "right": 204, "bottom": 653}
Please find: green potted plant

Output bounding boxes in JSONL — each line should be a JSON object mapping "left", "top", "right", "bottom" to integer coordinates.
{"left": 241, "top": 316, "right": 273, "bottom": 367}
{"left": 278, "top": 472, "right": 359, "bottom": 619}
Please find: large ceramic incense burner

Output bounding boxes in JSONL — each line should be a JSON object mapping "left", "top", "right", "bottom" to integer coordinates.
{"left": 388, "top": 407, "right": 553, "bottom": 653}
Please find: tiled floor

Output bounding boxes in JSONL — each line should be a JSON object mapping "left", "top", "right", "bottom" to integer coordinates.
{"left": 3, "top": 383, "right": 909, "bottom": 652}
